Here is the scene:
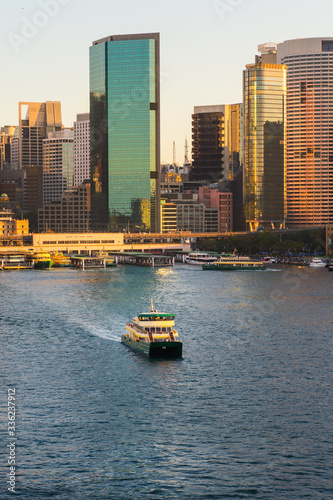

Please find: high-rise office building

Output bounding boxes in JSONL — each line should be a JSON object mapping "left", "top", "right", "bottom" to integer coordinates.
{"left": 243, "top": 44, "right": 287, "bottom": 231}
{"left": 19, "top": 101, "right": 62, "bottom": 169}
{"left": 190, "top": 105, "right": 225, "bottom": 183}
{"left": 89, "top": 33, "right": 160, "bottom": 232}
{"left": 277, "top": 38, "right": 333, "bottom": 227}
{"left": 74, "top": 113, "right": 90, "bottom": 186}
{"left": 0, "top": 126, "right": 16, "bottom": 170}
{"left": 19, "top": 101, "right": 62, "bottom": 211}
{"left": 42, "top": 130, "right": 74, "bottom": 205}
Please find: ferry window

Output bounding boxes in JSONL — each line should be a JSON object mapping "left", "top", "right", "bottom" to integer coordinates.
{"left": 162, "top": 328, "right": 166, "bottom": 332}
{"left": 156, "top": 328, "right": 160, "bottom": 332}
{"left": 151, "top": 328, "right": 155, "bottom": 332}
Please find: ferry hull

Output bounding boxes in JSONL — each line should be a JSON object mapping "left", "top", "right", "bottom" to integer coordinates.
{"left": 202, "top": 264, "right": 266, "bottom": 271}
{"left": 121, "top": 336, "right": 182, "bottom": 358}
{"left": 34, "top": 260, "right": 53, "bottom": 269}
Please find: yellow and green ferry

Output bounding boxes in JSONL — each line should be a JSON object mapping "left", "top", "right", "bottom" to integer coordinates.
{"left": 202, "top": 254, "right": 266, "bottom": 271}
{"left": 26, "top": 251, "right": 53, "bottom": 269}
{"left": 121, "top": 300, "right": 182, "bottom": 358}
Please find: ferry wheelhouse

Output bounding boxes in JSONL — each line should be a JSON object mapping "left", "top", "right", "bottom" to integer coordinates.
{"left": 121, "top": 300, "right": 182, "bottom": 358}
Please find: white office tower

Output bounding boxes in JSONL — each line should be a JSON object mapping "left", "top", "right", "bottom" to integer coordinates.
{"left": 74, "top": 113, "right": 90, "bottom": 186}
{"left": 277, "top": 38, "right": 333, "bottom": 227}
{"left": 42, "top": 130, "right": 74, "bottom": 205}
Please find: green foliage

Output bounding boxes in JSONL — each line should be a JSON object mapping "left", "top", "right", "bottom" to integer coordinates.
{"left": 198, "top": 228, "right": 326, "bottom": 255}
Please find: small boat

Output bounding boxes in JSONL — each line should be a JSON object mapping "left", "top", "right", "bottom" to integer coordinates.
{"left": 185, "top": 252, "right": 218, "bottom": 265}
{"left": 202, "top": 254, "right": 266, "bottom": 271}
{"left": 121, "top": 299, "right": 182, "bottom": 358}
{"left": 328, "top": 264, "right": 333, "bottom": 272}
{"left": 308, "top": 258, "right": 326, "bottom": 268}
{"left": 25, "top": 251, "right": 53, "bottom": 269}
{"left": 262, "top": 256, "right": 277, "bottom": 264}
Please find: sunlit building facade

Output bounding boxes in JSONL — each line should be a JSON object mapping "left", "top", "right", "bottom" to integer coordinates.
{"left": 42, "top": 130, "right": 74, "bottom": 205}
{"left": 89, "top": 33, "right": 160, "bottom": 232}
{"left": 19, "top": 101, "right": 62, "bottom": 211}
{"left": 243, "top": 48, "right": 287, "bottom": 231}
{"left": 277, "top": 38, "right": 333, "bottom": 227}
{"left": 74, "top": 113, "right": 90, "bottom": 186}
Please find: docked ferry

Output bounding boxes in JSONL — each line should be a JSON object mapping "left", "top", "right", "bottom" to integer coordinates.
{"left": 202, "top": 254, "right": 266, "bottom": 271}
{"left": 26, "top": 251, "right": 53, "bottom": 269}
{"left": 121, "top": 300, "right": 182, "bottom": 358}
{"left": 0, "top": 253, "right": 32, "bottom": 270}
{"left": 185, "top": 252, "right": 218, "bottom": 265}
{"left": 51, "top": 251, "right": 72, "bottom": 267}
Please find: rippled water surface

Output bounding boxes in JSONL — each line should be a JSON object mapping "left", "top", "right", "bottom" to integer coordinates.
{"left": 1, "top": 264, "right": 332, "bottom": 499}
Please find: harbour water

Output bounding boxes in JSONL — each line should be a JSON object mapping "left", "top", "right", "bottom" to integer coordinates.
{"left": 1, "top": 264, "right": 332, "bottom": 499}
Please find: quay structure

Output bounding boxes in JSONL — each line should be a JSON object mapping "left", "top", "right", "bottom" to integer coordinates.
{"left": 0, "top": 232, "right": 191, "bottom": 256}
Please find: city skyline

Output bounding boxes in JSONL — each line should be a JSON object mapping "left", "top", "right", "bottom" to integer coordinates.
{"left": 1, "top": 0, "right": 333, "bottom": 163}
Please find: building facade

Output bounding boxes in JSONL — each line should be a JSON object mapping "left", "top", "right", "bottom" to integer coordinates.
{"left": 277, "top": 38, "right": 333, "bottom": 227}
{"left": 89, "top": 33, "right": 160, "bottom": 232}
{"left": 177, "top": 203, "right": 205, "bottom": 233}
{"left": 19, "top": 101, "right": 62, "bottom": 211}
{"left": 199, "top": 186, "right": 233, "bottom": 233}
{"left": 0, "top": 126, "right": 16, "bottom": 170}
{"left": 243, "top": 45, "right": 287, "bottom": 231}
{"left": 43, "top": 130, "right": 74, "bottom": 205}
{"left": 19, "top": 101, "right": 62, "bottom": 169}
{"left": 160, "top": 201, "right": 177, "bottom": 233}
{"left": 190, "top": 105, "right": 225, "bottom": 183}
{"left": 38, "top": 181, "right": 91, "bottom": 233}
{"left": 74, "top": 113, "right": 90, "bottom": 186}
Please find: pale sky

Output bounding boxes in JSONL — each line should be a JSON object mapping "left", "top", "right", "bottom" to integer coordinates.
{"left": 1, "top": 0, "right": 333, "bottom": 163}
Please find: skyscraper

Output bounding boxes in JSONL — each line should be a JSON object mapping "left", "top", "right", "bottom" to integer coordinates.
{"left": 42, "top": 130, "right": 74, "bottom": 205}
{"left": 190, "top": 105, "right": 225, "bottom": 183}
{"left": 74, "top": 113, "right": 90, "bottom": 186}
{"left": 277, "top": 38, "right": 333, "bottom": 227}
{"left": 19, "top": 101, "right": 62, "bottom": 211}
{"left": 89, "top": 33, "right": 160, "bottom": 232}
{"left": 243, "top": 44, "right": 286, "bottom": 231}
{"left": 19, "top": 101, "right": 62, "bottom": 169}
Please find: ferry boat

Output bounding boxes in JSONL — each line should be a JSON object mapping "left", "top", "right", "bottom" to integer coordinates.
{"left": 50, "top": 251, "right": 72, "bottom": 267}
{"left": 202, "top": 254, "right": 266, "bottom": 271}
{"left": 26, "top": 251, "right": 53, "bottom": 269}
{"left": 121, "top": 299, "right": 182, "bottom": 358}
{"left": 0, "top": 253, "right": 32, "bottom": 270}
{"left": 308, "top": 258, "right": 327, "bottom": 268}
{"left": 185, "top": 252, "right": 218, "bottom": 265}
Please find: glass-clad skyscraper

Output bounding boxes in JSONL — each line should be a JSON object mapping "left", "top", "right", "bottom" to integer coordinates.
{"left": 243, "top": 46, "right": 287, "bottom": 231}
{"left": 89, "top": 33, "right": 160, "bottom": 232}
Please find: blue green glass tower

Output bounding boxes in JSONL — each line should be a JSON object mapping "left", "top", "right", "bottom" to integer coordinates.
{"left": 89, "top": 33, "right": 160, "bottom": 232}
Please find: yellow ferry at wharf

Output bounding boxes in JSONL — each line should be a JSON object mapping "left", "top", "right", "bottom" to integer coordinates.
{"left": 50, "top": 251, "right": 72, "bottom": 267}
{"left": 25, "top": 251, "right": 53, "bottom": 269}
